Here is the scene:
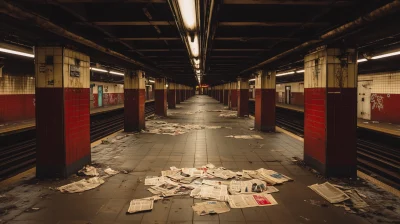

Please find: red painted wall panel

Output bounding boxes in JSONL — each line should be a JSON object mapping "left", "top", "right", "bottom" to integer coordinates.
{"left": 230, "top": 90, "right": 238, "bottom": 108}
{"left": 255, "top": 89, "right": 275, "bottom": 131}
{"left": 176, "top": 89, "right": 181, "bottom": 104}
{"left": 371, "top": 93, "right": 400, "bottom": 123}
{"left": 223, "top": 90, "right": 229, "bottom": 105}
{"left": 292, "top": 92, "right": 304, "bottom": 106}
{"left": 155, "top": 89, "right": 167, "bottom": 116}
{"left": 92, "top": 93, "right": 124, "bottom": 108}
{"left": 64, "top": 88, "right": 91, "bottom": 166}
{"left": 124, "top": 89, "right": 145, "bottom": 131}
{"left": 237, "top": 89, "right": 249, "bottom": 116}
{"left": 0, "top": 94, "right": 35, "bottom": 123}
{"left": 304, "top": 88, "right": 326, "bottom": 164}
{"left": 168, "top": 89, "right": 176, "bottom": 109}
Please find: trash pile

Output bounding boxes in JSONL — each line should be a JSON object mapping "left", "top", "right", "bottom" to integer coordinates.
{"left": 168, "top": 110, "right": 204, "bottom": 115}
{"left": 142, "top": 120, "right": 227, "bottom": 136}
{"left": 225, "top": 135, "right": 263, "bottom": 140}
{"left": 127, "top": 164, "right": 293, "bottom": 215}
{"left": 219, "top": 111, "right": 237, "bottom": 118}
{"left": 57, "top": 165, "right": 119, "bottom": 193}
{"left": 309, "top": 182, "right": 369, "bottom": 213}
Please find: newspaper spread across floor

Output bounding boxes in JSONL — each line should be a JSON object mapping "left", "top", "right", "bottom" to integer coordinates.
{"left": 308, "top": 182, "right": 351, "bottom": 203}
{"left": 127, "top": 198, "right": 154, "bottom": 213}
{"left": 145, "top": 176, "right": 167, "bottom": 185}
{"left": 228, "top": 179, "right": 279, "bottom": 195}
{"left": 79, "top": 165, "right": 99, "bottom": 176}
{"left": 144, "top": 120, "right": 225, "bottom": 136}
{"left": 202, "top": 179, "right": 230, "bottom": 186}
{"left": 190, "top": 185, "right": 230, "bottom": 201}
{"left": 228, "top": 193, "right": 278, "bottom": 208}
{"left": 219, "top": 111, "right": 237, "bottom": 118}
{"left": 104, "top": 168, "right": 119, "bottom": 176}
{"left": 225, "top": 135, "right": 264, "bottom": 140}
{"left": 58, "top": 177, "right": 105, "bottom": 193}
{"left": 344, "top": 190, "right": 369, "bottom": 209}
{"left": 192, "top": 201, "right": 231, "bottom": 215}
{"left": 207, "top": 168, "right": 237, "bottom": 180}
{"left": 256, "top": 168, "right": 293, "bottom": 185}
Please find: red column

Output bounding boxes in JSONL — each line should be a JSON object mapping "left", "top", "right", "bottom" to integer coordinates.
{"left": 176, "top": 84, "right": 181, "bottom": 104}
{"left": 124, "top": 70, "right": 145, "bottom": 132}
{"left": 223, "top": 83, "right": 229, "bottom": 105}
{"left": 155, "top": 78, "right": 167, "bottom": 116}
{"left": 168, "top": 82, "right": 176, "bottom": 109}
{"left": 304, "top": 48, "right": 357, "bottom": 177}
{"left": 255, "top": 70, "right": 276, "bottom": 132}
{"left": 219, "top": 85, "right": 223, "bottom": 103}
{"left": 237, "top": 78, "right": 249, "bottom": 117}
{"left": 230, "top": 82, "right": 238, "bottom": 110}
{"left": 35, "top": 47, "right": 90, "bottom": 178}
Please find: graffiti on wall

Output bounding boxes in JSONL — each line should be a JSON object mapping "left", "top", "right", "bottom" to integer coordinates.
{"left": 371, "top": 93, "right": 384, "bottom": 111}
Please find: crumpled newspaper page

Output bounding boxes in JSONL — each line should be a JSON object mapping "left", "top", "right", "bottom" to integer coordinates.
{"left": 228, "top": 193, "right": 278, "bottom": 208}
{"left": 225, "top": 135, "right": 263, "bottom": 140}
{"left": 308, "top": 182, "right": 351, "bottom": 204}
{"left": 104, "top": 168, "right": 119, "bottom": 176}
{"left": 58, "top": 177, "right": 105, "bottom": 193}
{"left": 78, "top": 165, "right": 99, "bottom": 176}
{"left": 127, "top": 198, "right": 154, "bottom": 214}
{"left": 192, "top": 201, "right": 231, "bottom": 216}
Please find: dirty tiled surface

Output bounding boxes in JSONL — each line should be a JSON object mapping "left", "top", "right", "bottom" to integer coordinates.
{"left": 1, "top": 96, "right": 378, "bottom": 224}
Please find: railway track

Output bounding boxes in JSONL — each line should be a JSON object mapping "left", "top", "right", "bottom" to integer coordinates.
{"left": 248, "top": 100, "right": 400, "bottom": 189}
{"left": 0, "top": 101, "right": 155, "bottom": 181}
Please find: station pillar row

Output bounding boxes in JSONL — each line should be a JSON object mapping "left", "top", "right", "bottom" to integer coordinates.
{"left": 304, "top": 47, "right": 357, "bottom": 178}
{"left": 155, "top": 78, "right": 167, "bottom": 116}
{"left": 168, "top": 82, "right": 176, "bottom": 109}
{"left": 124, "top": 70, "right": 146, "bottom": 132}
{"left": 237, "top": 78, "right": 249, "bottom": 117}
{"left": 255, "top": 70, "right": 276, "bottom": 132}
{"left": 219, "top": 85, "right": 224, "bottom": 103}
{"left": 176, "top": 84, "right": 181, "bottom": 104}
{"left": 230, "top": 82, "right": 238, "bottom": 110}
{"left": 35, "top": 46, "right": 91, "bottom": 178}
{"left": 223, "top": 83, "right": 229, "bottom": 105}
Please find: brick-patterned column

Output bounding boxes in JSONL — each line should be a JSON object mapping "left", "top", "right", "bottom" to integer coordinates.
{"left": 155, "top": 78, "right": 167, "bottom": 116}
{"left": 223, "top": 83, "right": 229, "bottom": 105}
{"left": 35, "top": 47, "right": 90, "bottom": 178}
{"left": 124, "top": 70, "right": 145, "bottom": 132}
{"left": 237, "top": 78, "right": 249, "bottom": 117}
{"left": 304, "top": 47, "right": 357, "bottom": 177}
{"left": 255, "top": 70, "right": 276, "bottom": 132}
{"left": 176, "top": 84, "right": 181, "bottom": 104}
{"left": 230, "top": 82, "right": 238, "bottom": 110}
{"left": 168, "top": 82, "right": 176, "bottom": 109}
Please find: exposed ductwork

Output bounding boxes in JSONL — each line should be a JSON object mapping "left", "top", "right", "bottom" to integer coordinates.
{"left": 241, "top": 0, "right": 400, "bottom": 74}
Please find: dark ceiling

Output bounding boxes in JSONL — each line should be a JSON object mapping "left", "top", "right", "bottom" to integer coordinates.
{"left": 1, "top": 0, "right": 400, "bottom": 86}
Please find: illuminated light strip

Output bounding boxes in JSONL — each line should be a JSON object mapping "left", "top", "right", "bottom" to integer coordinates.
{"left": 276, "top": 71, "right": 295, "bottom": 77}
{"left": 90, "top": 67, "right": 108, "bottom": 73}
{"left": 296, "top": 69, "right": 305, "bottom": 73}
{"left": 148, "top": 79, "right": 155, "bottom": 83}
{"left": 371, "top": 50, "right": 400, "bottom": 59}
{"left": 357, "top": 58, "right": 367, "bottom": 63}
{"left": 188, "top": 35, "right": 199, "bottom": 57}
{"left": 0, "top": 47, "right": 34, "bottom": 58}
{"left": 177, "top": 0, "right": 197, "bottom": 31}
{"left": 110, "top": 71, "right": 124, "bottom": 76}
{"left": 249, "top": 78, "right": 255, "bottom": 81}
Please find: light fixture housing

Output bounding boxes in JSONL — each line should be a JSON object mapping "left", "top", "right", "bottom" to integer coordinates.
{"left": 296, "top": 69, "right": 305, "bottom": 73}
{"left": 177, "top": 0, "right": 197, "bottom": 31}
{"left": 110, "top": 71, "right": 125, "bottom": 76}
{"left": 0, "top": 47, "right": 34, "bottom": 58}
{"left": 357, "top": 58, "right": 367, "bottom": 63}
{"left": 371, "top": 50, "right": 400, "bottom": 59}
{"left": 276, "top": 71, "right": 295, "bottom": 77}
{"left": 188, "top": 35, "right": 199, "bottom": 57}
{"left": 148, "top": 79, "right": 155, "bottom": 83}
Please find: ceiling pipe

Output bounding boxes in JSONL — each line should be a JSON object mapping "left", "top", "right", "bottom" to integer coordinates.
{"left": 241, "top": 0, "right": 400, "bottom": 74}
{"left": 0, "top": 0, "right": 163, "bottom": 75}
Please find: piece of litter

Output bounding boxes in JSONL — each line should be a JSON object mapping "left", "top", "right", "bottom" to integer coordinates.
{"left": 104, "top": 168, "right": 119, "bottom": 176}
{"left": 192, "top": 201, "right": 230, "bottom": 216}
{"left": 127, "top": 198, "right": 154, "bottom": 214}
{"left": 58, "top": 177, "right": 105, "bottom": 193}
{"left": 78, "top": 165, "right": 99, "bottom": 176}
{"left": 225, "top": 135, "right": 263, "bottom": 140}
{"left": 308, "top": 182, "right": 350, "bottom": 203}
{"left": 227, "top": 193, "right": 278, "bottom": 208}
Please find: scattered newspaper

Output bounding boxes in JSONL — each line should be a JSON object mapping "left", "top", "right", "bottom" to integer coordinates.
{"left": 256, "top": 168, "right": 292, "bottom": 185}
{"left": 202, "top": 179, "right": 230, "bottom": 186}
{"left": 161, "top": 170, "right": 180, "bottom": 177}
{"left": 127, "top": 198, "right": 154, "bottom": 214}
{"left": 190, "top": 185, "right": 229, "bottom": 201}
{"left": 104, "top": 168, "right": 119, "bottom": 176}
{"left": 308, "top": 182, "right": 351, "bottom": 203}
{"left": 182, "top": 168, "right": 205, "bottom": 177}
{"left": 180, "top": 176, "right": 199, "bottom": 184}
{"left": 228, "top": 193, "right": 278, "bottom": 208}
{"left": 344, "top": 190, "right": 369, "bottom": 209}
{"left": 229, "top": 179, "right": 278, "bottom": 195}
{"left": 225, "top": 135, "right": 264, "bottom": 140}
{"left": 58, "top": 177, "right": 105, "bottom": 193}
{"left": 207, "top": 169, "right": 237, "bottom": 179}
{"left": 79, "top": 165, "right": 99, "bottom": 176}
{"left": 192, "top": 201, "right": 231, "bottom": 216}
{"left": 145, "top": 176, "right": 167, "bottom": 186}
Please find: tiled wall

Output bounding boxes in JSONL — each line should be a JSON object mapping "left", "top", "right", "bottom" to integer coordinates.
{"left": 276, "top": 82, "right": 304, "bottom": 105}
{"left": 0, "top": 75, "right": 35, "bottom": 123}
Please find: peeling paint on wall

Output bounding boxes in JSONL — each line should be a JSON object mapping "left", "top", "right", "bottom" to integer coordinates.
{"left": 370, "top": 93, "right": 384, "bottom": 111}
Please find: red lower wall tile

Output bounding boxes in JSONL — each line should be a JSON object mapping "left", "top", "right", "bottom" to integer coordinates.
{"left": 0, "top": 94, "right": 35, "bottom": 123}
{"left": 124, "top": 89, "right": 145, "bottom": 131}
{"left": 371, "top": 93, "right": 400, "bottom": 123}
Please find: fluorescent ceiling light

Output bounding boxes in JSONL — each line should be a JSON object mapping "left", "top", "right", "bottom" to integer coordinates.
{"left": 110, "top": 71, "right": 124, "bottom": 76}
{"left": 188, "top": 35, "right": 199, "bottom": 57}
{"left": 90, "top": 67, "right": 108, "bottom": 73}
{"left": 0, "top": 47, "right": 34, "bottom": 58}
{"left": 276, "top": 71, "right": 295, "bottom": 77}
{"left": 296, "top": 69, "right": 305, "bottom": 73}
{"left": 177, "top": 0, "right": 197, "bottom": 31}
{"left": 357, "top": 58, "right": 367, "bottom": 63}
{"left": 371, "top": 50, "right": 400, "bottom": 59}
{"left": 148, "top": 79, "right": 155, "bottom": 83}
{"left": 193, "top": 58, "right": 200, "bottom": 65}
{"left": 249, "top": 78, "right": 255, "bottom": 81}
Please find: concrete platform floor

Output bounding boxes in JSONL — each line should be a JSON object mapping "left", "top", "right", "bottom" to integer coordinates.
{"left": 1, "top": 96, "right": 398, "bottom": 224}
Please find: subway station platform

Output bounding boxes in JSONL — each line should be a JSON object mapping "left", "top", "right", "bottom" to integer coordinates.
{"left": 275, "top": 103, "right": 400, "bottom": 137}
{"left": 1, "top": 95, "right": 398, "bottom": 224}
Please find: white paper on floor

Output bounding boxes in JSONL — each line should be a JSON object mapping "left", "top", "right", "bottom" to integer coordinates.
{"left": 143, "top": 120, "right": 226, "bottom": 136}
{"left": 78, "top": 165, "right": 99, "bottom": 176}
{"left": 192, "top": 201, "right": 231, "bottom": 215}
{"left": 228, "top": 193, "right": 278, "bottom": 208}
{"left": 104, "top": 168, "right": 119, "bottom": 176}
{"left": 127, "top": 198, "right": 154, "bottom": 213}
{"left": 58, "top": 177, "right": 105, "bottom": 193}
{"left": 225, "top": 135, "right": 263, "bottom": 140}
{"left": 308, "top": 182, "right": 351, "bottom": 203}
{"left": 219, "top": 111, "right": 237, "bottom": 118}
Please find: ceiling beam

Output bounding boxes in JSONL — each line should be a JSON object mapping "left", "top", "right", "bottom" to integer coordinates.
{"left": 20, "top": 0, "right": 166, "bottom": 3}
{"left": 119, "top": 37, "right": 180, "bottom": 40}
{"left": 132, "top": 49, "right": 185, "bottom": 52}
{"left": 214, "top": 37, "right": 299, "bottom": 41}
{"left": 212, "top": 49, "right": 269, "bottom": 52}
{"left": 211, "top": 56, "right": 257, "bottom": 58}
{"left": 78, "top": 21, "right": 174, "bottom": 26}
{"left": 219, "top": 21, "right": 328, "bottom": 27}
{"left": 223, "top": 0, "right": 352, "bottom": 6}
